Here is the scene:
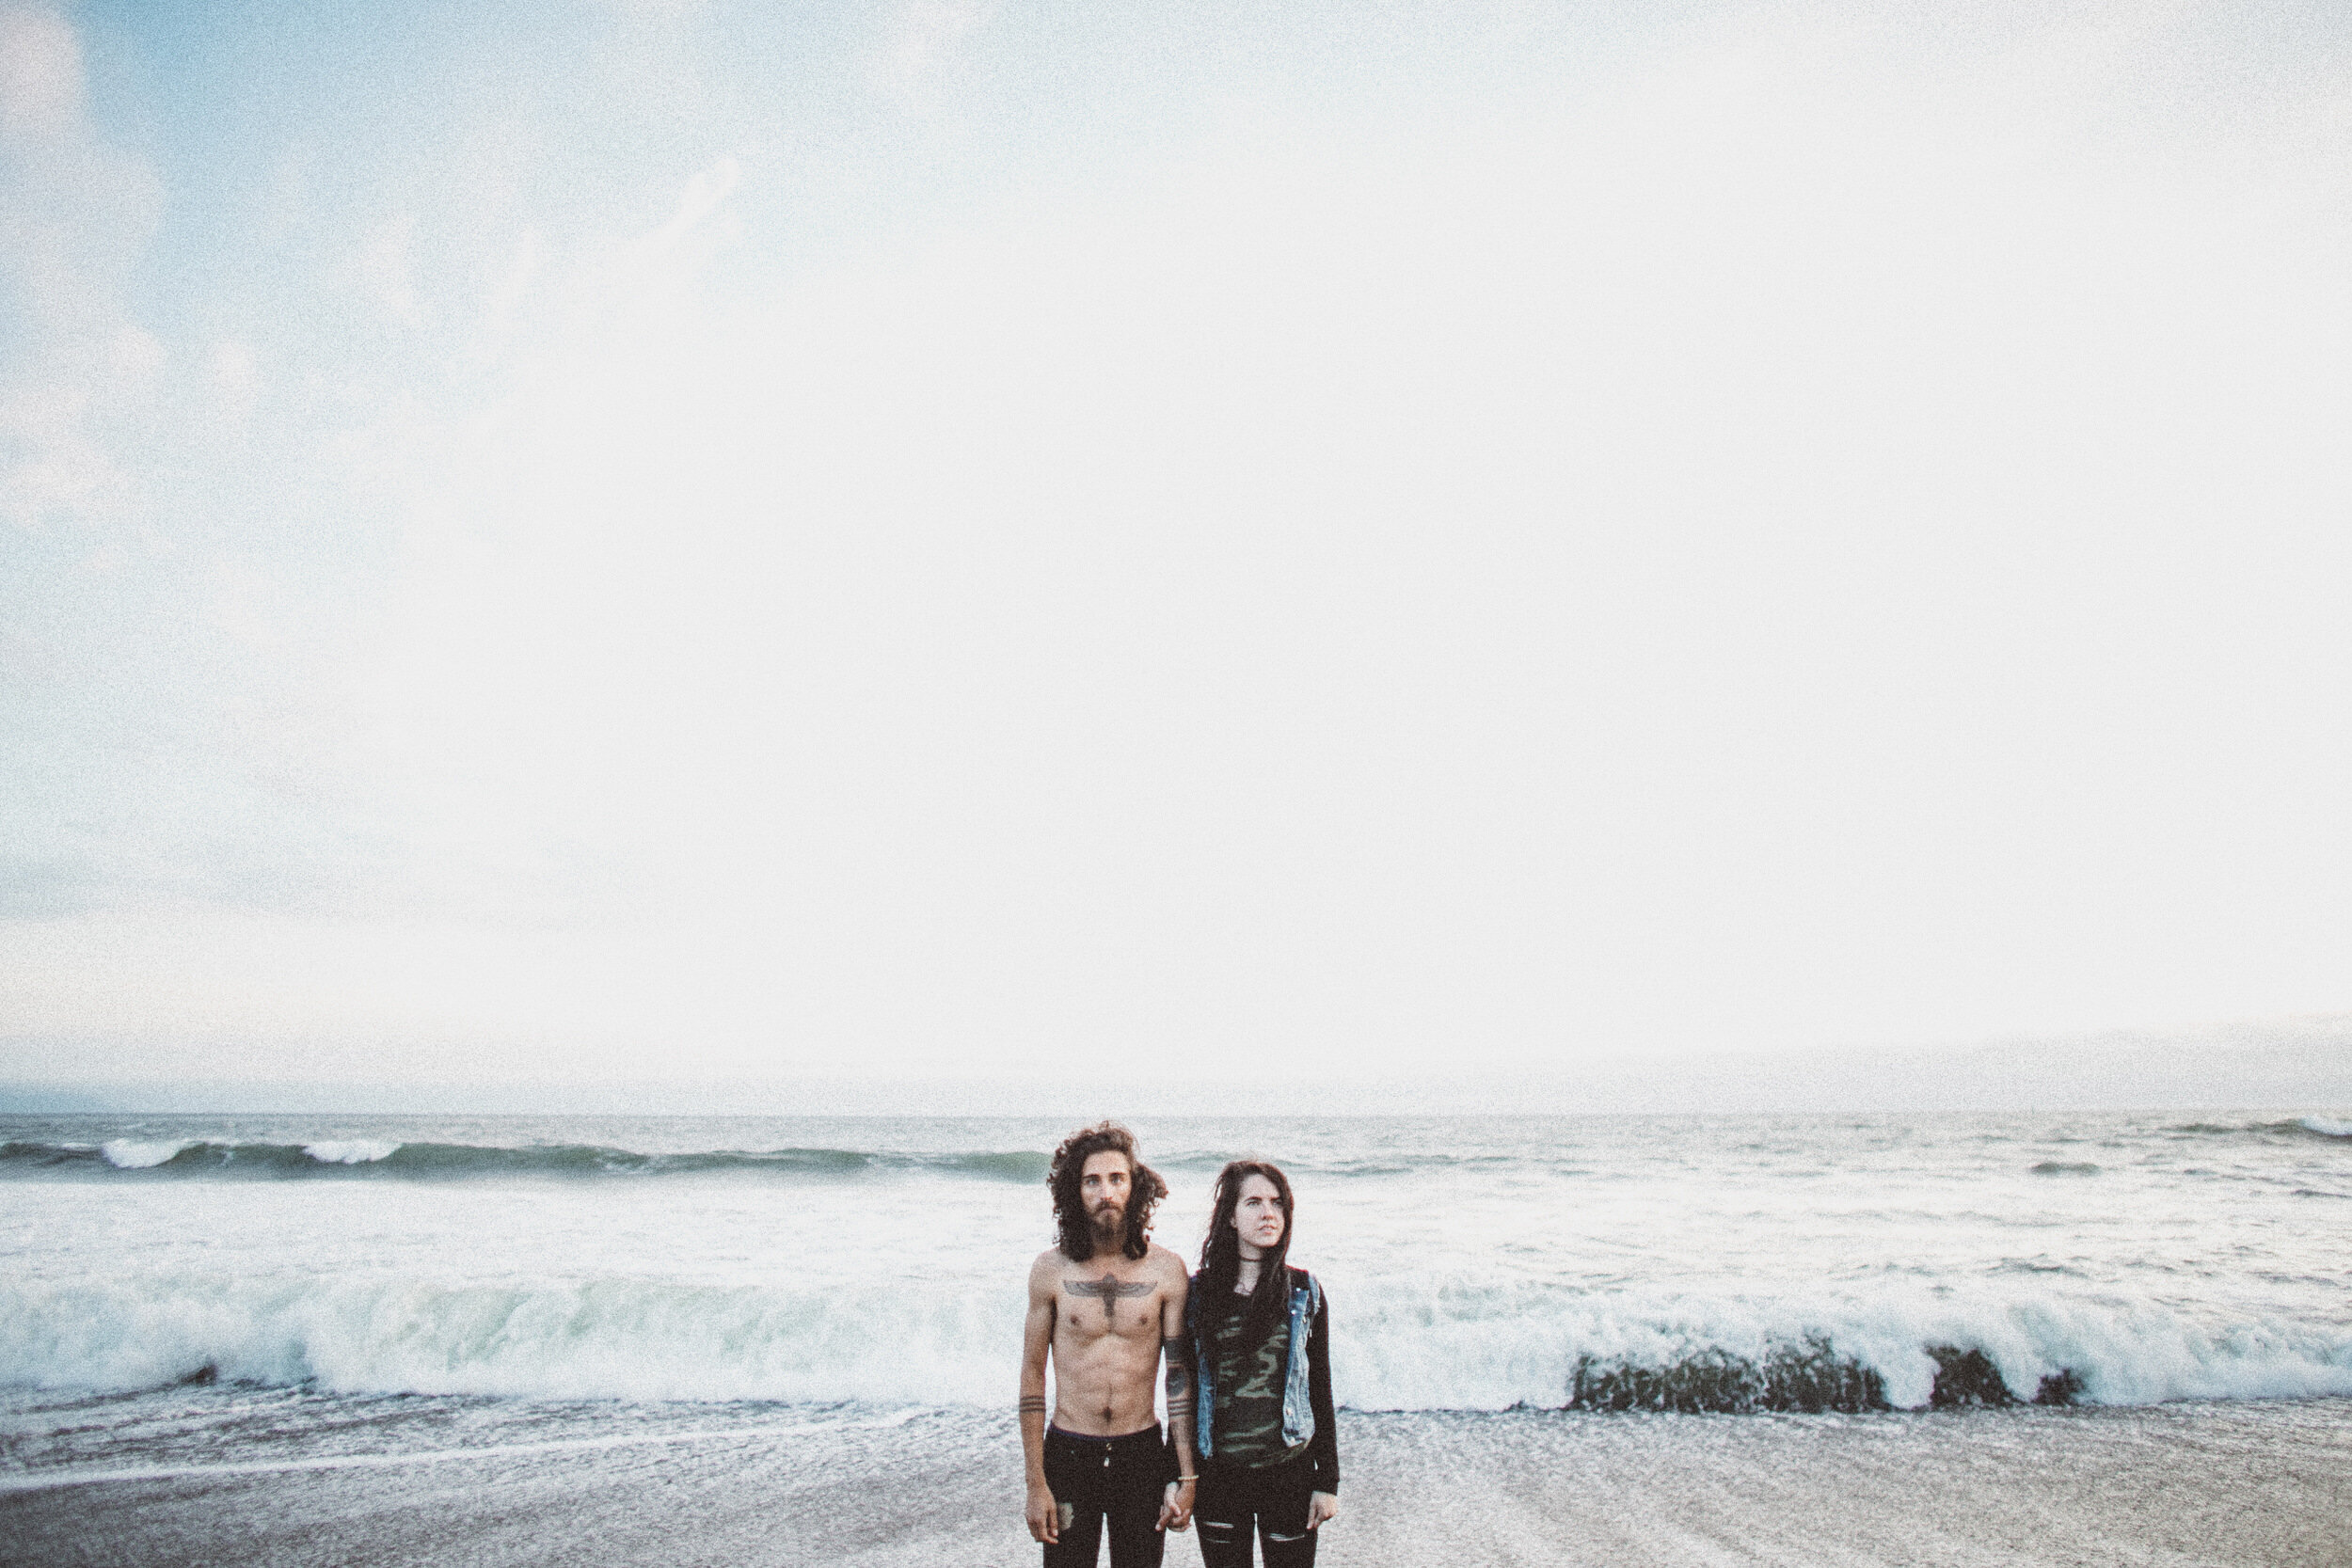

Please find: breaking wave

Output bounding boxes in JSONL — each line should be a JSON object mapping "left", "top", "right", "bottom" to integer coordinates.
{"left": 1342, "top": 1277, "right": 2352, "bottom": 1414}
{"left": 0, "top": 1139, "right": 1050, "bottom": 1183}
{"left": 2, "top": 1272, "right": 2344, "bottom": 1414}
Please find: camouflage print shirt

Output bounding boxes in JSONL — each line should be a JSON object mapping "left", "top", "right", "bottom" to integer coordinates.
{"left": 1206, "top": 1291, "right": 1310, "bottom": 1467}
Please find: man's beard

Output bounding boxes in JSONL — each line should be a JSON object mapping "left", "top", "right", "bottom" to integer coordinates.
{"left": 1089, "top": 1202, "right": 1125, "bottom": 1242}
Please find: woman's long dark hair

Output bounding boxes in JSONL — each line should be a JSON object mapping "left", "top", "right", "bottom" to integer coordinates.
{"left": 1196, "top": 1160, "right": 1296, "bottom": 1333}
{"left": 1049, "top": 1121, "right": 1168, "bottom": 1262}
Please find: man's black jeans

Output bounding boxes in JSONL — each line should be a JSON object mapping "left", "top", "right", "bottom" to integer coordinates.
{"left": 1041, "top": 1424, "right": 1170, "bottom": 1568}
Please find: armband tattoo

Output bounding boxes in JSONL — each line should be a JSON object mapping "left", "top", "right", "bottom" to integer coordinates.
{"left": 1018, "top": 1396, "right": 1047, "bottom": 1414}
{"left": 1163, "top": 1337, "right": 1196, "bottom": 1415}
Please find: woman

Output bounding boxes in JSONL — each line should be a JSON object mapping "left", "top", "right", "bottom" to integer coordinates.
{"left": 1184, "top": 1161, "right": 1339, "bottom": 1567}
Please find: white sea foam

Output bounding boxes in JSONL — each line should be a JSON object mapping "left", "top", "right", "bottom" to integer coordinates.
{"left": 3, "top": 1272, "right": 2346, "bottom": 1411}
{"left": 2299, "top": 1116, "right": 2352, "bottom": 1138}
{"left": 99, "top": 1141, "right": 195, "bottom": 1170}
{"left": 1337, "top": 1275, "right": 2352, "bottom": 1410}
{"left": 0, "top": 1274, "right": 1021, "bottom": 1404}
{"left": 302, "top": 1141, "right": 403, "bottom": 1164}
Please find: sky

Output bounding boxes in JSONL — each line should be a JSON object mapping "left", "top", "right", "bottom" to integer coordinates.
{"left": 3, "top": 0, "right": 2349, "bottom": 1104}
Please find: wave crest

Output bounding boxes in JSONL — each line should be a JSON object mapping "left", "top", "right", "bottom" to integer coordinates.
{"left": 2165, "top": 1117, "right": 2352, "bottom": 1141}
{"left": 0, "top": 1140, "right": 1050, "bottom": 1183}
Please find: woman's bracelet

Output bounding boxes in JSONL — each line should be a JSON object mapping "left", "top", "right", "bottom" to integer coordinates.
{"left": 1176, "top": 1475, "right": 1198, "bottom": 1483}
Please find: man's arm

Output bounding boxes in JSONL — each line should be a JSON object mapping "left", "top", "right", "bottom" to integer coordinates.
{"left": 1157, "top": 1261, "right": 1197, "bottom": 1531}
{"left": 1021, "top": 1254, "right": 1058, "bottom": 1544}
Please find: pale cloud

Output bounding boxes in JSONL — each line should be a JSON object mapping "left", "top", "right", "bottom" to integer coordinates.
{"left": 876, "top": 0, "right": 996, "bottom": 92}
{"left": 595, "top": 156, "right": 740, "bottom": 300}
{"left": 0, "top": 3, "right": 79, "bottom": 134}
{"left": 0, "top": 385, "right": 105, "bottom": 524}
{"left": 202, "top": 562, "right": 297, "bottom": 650}
{"left": 208, "top": 338, "right": 261, "bottom": 423}
{"left": 589, "top": 0, "right": 707, "bottom": 21}
{"left": 351, "top": 212, "right": 427, "bottom": 327}
{"left": 0, "top": 2, "right": 164, "bottom": 530}
{"left": 471, "top": 234, "right": 544, "bottom": 359}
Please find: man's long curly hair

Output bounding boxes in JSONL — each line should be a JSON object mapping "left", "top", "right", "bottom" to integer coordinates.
{"left": 1049, "top": 1121, "right": 1167, "bottom": 1262}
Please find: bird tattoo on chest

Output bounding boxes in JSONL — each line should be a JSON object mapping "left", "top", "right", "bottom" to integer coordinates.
{"left": 1065, "top": 1274, "right": 1155, "bottom": 1326}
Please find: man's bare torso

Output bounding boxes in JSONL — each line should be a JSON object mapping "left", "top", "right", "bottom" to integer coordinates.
{"left": 1032, "top": 1243, "right": 1187, "bottom": 1434}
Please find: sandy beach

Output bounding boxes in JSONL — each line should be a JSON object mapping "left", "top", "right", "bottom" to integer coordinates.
{"left": 7, "top": 1397, "right": 2345, "bottom": 1568}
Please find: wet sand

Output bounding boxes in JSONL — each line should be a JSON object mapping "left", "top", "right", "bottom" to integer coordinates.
{"left": 5, "top": 1399, "right": 2346, "bottom": 1568}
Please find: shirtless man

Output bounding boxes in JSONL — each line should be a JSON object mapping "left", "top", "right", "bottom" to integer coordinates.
{"left": 1021, "top": 1122, "right": 1197, "bottom": 1567}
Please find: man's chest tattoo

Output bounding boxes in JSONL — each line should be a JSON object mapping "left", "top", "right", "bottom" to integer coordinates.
{"left": 1064, "top": 1274, "right": 1155, "bottom": 1326}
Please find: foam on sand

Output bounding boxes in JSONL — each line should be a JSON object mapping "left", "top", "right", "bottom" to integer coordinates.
{"left": 5, "top": 1393, "right": 2347, "bottom": 1568}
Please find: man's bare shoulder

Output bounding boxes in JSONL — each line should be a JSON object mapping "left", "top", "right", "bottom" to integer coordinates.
{"left": 1028, "top": 1248, "right": 1072, "bottom": 1292}
{"left": 1145, "top": 1243, "right": 1192, "bottom": 1286}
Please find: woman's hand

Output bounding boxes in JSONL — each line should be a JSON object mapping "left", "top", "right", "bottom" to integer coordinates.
{"left": 1307, "top": 1491, "right": 1339, "bottom": 1529}
{"left": 1159, "top": 1479, "right": 1196, "bottom": 1532}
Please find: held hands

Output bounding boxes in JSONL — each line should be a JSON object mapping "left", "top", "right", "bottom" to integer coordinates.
{"left": 1025, "top": 1481, "right": 1059, "bottom": 1544}
{"left": 1030, "top": 1476, "right": 1200, "bottom": 1539}
{"left": 1307, "top": 1491, "right": 1340, "bottom": 1530}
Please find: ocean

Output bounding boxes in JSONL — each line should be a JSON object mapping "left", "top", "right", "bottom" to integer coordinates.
{"left": 4, "top": 1109, "right": 2349, "bottom": 1564}
{"left": 7, "top": 1108, "right": 2348, "bottom": 1411}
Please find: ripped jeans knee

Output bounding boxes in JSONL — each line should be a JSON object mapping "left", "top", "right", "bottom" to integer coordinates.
{"left": 1191, "top": 1470, "right": 1318, "bottom": 1568}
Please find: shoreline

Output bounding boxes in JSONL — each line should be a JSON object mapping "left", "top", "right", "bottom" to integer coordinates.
{"left": 5, "top": 1397, "right": 2345, "bottom": 1567}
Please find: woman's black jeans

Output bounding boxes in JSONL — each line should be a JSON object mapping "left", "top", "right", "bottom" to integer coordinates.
{"left": 1192, "top": 1453, "right": 1320, "bottom": 1568}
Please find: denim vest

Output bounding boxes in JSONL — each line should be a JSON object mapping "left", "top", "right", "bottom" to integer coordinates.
{"left": 1187, "top": 1267, "right": 1321, "bottom": 1462}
